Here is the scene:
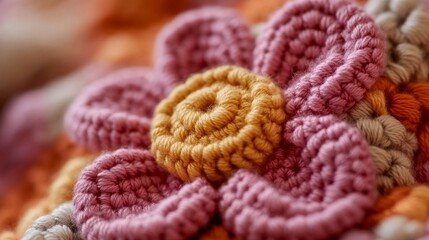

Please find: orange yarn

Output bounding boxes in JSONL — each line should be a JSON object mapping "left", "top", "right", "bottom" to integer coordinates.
{"left": 365, "top": 186, "right": 413, "bottom": 227}
{"left": 94, "top": 0, "right": 188, "bottom": 30}
{"left": 2, "top": 155, "right": 94, "bottom": 239}
{"left": 238, "top": 0, "right": 367, "bottom": 24}
{"left": 198, "top": 225, "right": 233, "bottom": 240}
{"left": 151, "top": 66, "right": 286, "bottom": 182}
{"left": 343, "top": 77, "right": 419, "bottom": 192}
{"left": 365, "top": 78, "right": 429, "bottom": 182}
{"left": 0, "top": 134, "right": 93, "bottom": 232}
{"left": 238, "top": 0, "right": 288, "bottom": 23}
{"left": 365, "top": 78, "right": 427, "bottom": 133}
{"left": 365, "top": 185, "right": 429, "bottom": 228}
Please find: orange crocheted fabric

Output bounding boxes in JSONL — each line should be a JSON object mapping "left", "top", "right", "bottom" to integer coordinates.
{"left": 0, "top": 134, "right": 93, "bottom": 231}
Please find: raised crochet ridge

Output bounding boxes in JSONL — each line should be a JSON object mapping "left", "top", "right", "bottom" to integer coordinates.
{"left": 253, "top": 0, "right": 385, "bottom": 116}
{"left": 73, "top": 149, "right": 217, "bottom": 240}
{"left": 151, "top": 66, "right": 286, "bottom": 182}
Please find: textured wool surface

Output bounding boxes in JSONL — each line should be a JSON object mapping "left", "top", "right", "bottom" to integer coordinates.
{"left": 0, "top": 135, "right": 92, "bottom": 233}
{"left": 65, "top": 7, "right": 255, "bottom": 152}
{"left": 155, "top": 7, "right": 255, "bottom": 85}
{"left": 344, "top": 75, "right": 429, "bottom": 188}
{"left": 22, "top": 202, "right": 81, "bottom": 240}
{"left": 65, "top": 68, "right": 167, "bottom": 151}
{"left": 68, "top": 0, "right": 386, "bottom": 239}
{"left": 335, "top": 0, "right": 429, "bottom": 191}
{"left": 1, "top": 0, "right": 402, "bottom": 240}
{"left": 73, "top": 115, "right": 376, "bottom": 240}
{"left": 151, "top": 66, "right": 286, "bottom": 182}
{"left": 219, "top": 115, "right": 375, "bottom": 239}
{"left": 343, "top": 79, "right": 419, "bottom": 193}
{"left": 0, "top": 0, "right": 250, "bottom": 203}
{"left": 253, "top": 0, "right": 385, "bottom": 117}
{"left": 366, "top": 0, "right": 429, "bottom": 84}
{"left": 371, "top": 79, "right": 429, "bottom": 183}
{"left": 66, "top": 0, "right": 385, "bottom": 156}
{"left": 73, "top": 149, "right": 217, "bottom": 240}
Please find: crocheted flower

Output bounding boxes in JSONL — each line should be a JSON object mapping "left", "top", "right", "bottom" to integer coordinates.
{"left": 68, "top": 7, "right": 255, "bottom": 240}
{"left": 65, "top": 7, "right": 254, "bottom": 151}
{"left": 68, "top": 0, "right": 385, "bottom": 239}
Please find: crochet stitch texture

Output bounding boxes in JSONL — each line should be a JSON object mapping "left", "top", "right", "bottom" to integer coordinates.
{"left": 151, "top": 66, "right": 286, "bottom": 182}
{"left": 366, "top": 0, "right": 429, "bottom": 84}
{"left": 65, "top": 68, "right": 166, "bottom": 150}
{"left": 64, "top": 0, "right": 387, "bottom": 239}
{"left": 343, "top": 0, "right": 429, "bottom": 190}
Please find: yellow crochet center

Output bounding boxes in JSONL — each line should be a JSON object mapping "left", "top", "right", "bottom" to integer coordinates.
{"left": 151, "top": 66, "right": 286, "bottom": 182}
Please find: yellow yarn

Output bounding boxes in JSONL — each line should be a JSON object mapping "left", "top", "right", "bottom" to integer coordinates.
{"left": 0, "top": 155, "right": 94, "bottom": 240}
{"left": 151, "top": 66, "right": 286, "bottom": 182}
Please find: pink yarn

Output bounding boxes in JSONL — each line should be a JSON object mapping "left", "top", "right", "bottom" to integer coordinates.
{"left": 155, "top": 7, "right": 255, "bottom": 85}
{"left": 65, "top": 68, "right": 166, "bottom": 150}
{"left": 68, "top": 1, "right": 385, "bottom": 239}
{"left": 0, "top": 0, "right": 14, "bottom": 17}
{"left": 0, "top": 90, "right": 46, "bottom": 195}
{"left": 0, "top": 65, "right": 108, "bottom": 195}
{"left": 253, "top": 0, "right": 385, "bottom": 116}
{"left": 219, "top": 115, "right": 376, "bottom": 240}
{"left": 73, "top": 149, "right": 218, "bottom": 240}
{"left": 65, "top": 7, "right": 254, "bottom": 151}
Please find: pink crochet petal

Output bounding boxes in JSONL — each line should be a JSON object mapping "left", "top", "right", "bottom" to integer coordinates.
{"left": 253, "top": 0, "right": 385, "bottom": 116}
{"left": 155, "top": 7, "right": 254, "bottom": 85}
{"left": 65, "top": 68, "right": 167, "bottom": 150}
{"left": 219, "top": 115, "right": 376, "bottom": 240}
{"left": 74, "top": 149, "right": 217, "bottom": 240}
{"left": 0, "top": 90, "right": 46, "bottom": 195}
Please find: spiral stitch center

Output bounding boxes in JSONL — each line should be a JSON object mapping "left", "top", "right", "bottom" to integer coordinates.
{"left": 151, "top": 66, "right": 286, "bottom": 182}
